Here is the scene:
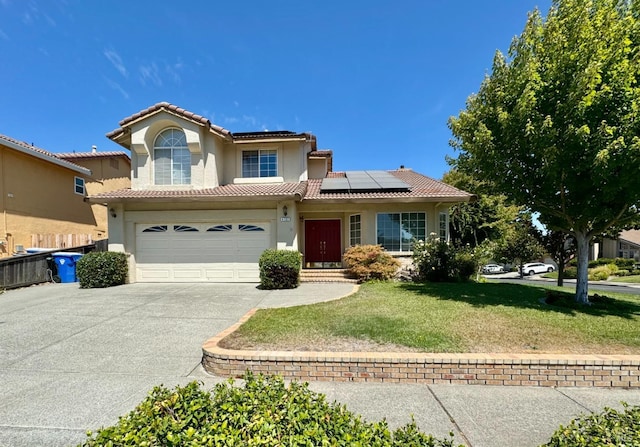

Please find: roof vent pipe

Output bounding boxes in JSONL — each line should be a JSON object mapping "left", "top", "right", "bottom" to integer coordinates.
{"left": 91, "top": 145, "right": 97, "bottom": 153}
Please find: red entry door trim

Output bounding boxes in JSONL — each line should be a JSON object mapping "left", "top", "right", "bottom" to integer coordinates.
{"left": 304, "top": 220, "right": 342, "bottom": 264}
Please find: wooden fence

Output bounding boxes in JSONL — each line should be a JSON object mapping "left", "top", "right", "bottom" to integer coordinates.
{"left": 30, "top": 234, "right": 94, "bottom": 249}
{"left": 0, "top": 240, "right": 108, "bottom": 290}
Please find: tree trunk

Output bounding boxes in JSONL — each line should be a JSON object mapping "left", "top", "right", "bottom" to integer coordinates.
{"left": 557, "top": 256, "right": 565, "bottom": 287}
{"left": 518, "top": 261, "right": 524, "bottom": 279}
{"left": 574, "top": 231, "right": 591, "bottom": 305}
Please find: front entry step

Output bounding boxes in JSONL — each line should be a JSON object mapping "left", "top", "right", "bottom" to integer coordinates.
{"left": 300, "top": 269, "right": 358, "bottom": 283}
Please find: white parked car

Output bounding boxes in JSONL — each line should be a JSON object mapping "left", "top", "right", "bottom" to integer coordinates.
{"left": 520, "top": 262, "right": 555, "bottom": 276}
{"left": 482, "top": 264, "right": 505, "bottom": 274}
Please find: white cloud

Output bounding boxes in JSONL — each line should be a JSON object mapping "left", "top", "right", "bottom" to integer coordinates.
{"left": 165, "top": 59, "right": 183, "bottom": 84}
{"left": 104, "top": 77, "right": 129, "bottom": 99}
{"left": 242, "top": 115, "right": 258, "bottom": 127}
{"left": 139, "top": 62, "right": 162, "bottom": 87}
{"left": 104, "top": 48, "right": 128, "bottom": 78}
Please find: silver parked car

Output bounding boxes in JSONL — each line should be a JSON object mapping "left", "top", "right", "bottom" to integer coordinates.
{"left": 520, "top": 262, "right": 555, "bottom": 276}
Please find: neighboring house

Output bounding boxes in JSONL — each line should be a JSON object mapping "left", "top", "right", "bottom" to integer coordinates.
{"left": 90, "top": 102, "right": 472, "bottom": 283}
{"left": 597, "top": 229, "right": 640, "bottom": 261}
{"left": 57, "top": 148, "right": 131, "bottom": 243}
{"left": 0, "top": 134, "right": 130, "bottom": 257}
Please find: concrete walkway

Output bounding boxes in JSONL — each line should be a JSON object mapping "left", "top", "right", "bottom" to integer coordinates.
{"left": 0, "top": 282, "right": 639, "bottom": 447}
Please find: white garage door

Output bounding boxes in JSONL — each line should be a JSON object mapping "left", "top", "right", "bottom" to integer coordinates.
{"left": 135, "top": 222, "right": 270, "bottom": 282}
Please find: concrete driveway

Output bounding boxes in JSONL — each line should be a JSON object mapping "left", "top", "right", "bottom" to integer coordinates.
{"left": 1, "top": 282, "right": 640, "bottom": 447}
{"left": 0, "top": 282, "right": 354, "bottom": 447}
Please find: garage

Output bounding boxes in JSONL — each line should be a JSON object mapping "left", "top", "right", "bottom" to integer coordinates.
{"left": 135, "top": 222, "right": 271, "bottom": 282}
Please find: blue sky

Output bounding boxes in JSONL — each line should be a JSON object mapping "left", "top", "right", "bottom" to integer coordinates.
{"left": 0, "top": 0, "right": 551, "bottom": 180}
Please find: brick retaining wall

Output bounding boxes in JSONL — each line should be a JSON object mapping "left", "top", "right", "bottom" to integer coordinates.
{"left": 202, "top": 309, "right": 640, "bottom": 388}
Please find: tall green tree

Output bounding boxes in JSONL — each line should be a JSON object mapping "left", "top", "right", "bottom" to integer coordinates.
{"left": 449, "top": 0, "right": 640, "bottom": 304}
{"left": 443, "top": 170, "right": 526, "bottom": 248}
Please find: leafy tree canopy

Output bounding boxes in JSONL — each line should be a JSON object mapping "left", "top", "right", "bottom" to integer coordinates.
{"left": 443, "top": 169, "right": 527, "bottom": 248}
{"left": 449, "top": 0, "right": 640, "bottom": 303}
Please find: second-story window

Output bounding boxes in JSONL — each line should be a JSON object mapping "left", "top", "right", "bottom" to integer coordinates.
{"left": 242, "top": 149, "right": 277, "bottom": 178}
{"left": 154, "top": 128, "right": 190, "bottom": 185}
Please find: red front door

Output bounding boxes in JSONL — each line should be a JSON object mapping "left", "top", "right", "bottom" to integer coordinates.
{"left": 304, "top": 220, "right": 342, "bottom": 266}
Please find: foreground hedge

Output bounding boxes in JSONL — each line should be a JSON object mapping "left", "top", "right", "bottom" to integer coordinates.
{"left": 542, "top": 403, "right": 640, "bottom": 447}
{"left": 80, "top": 373, "right": 461, "bottom": 447}
{"left": 259, "top": 249, "right": 301, "bottom": 289}
{"left": 76, "top": 251, "right": 127, "bottom": 288}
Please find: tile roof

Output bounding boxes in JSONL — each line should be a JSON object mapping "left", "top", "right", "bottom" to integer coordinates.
{"left": 308, "top": 150, "right": 333, "bottom": 157}
{"left": 90, "top": 169, "right": 471, "bottom": 204}
{"left": 56, "top": 151, "right": 130, "bottom": 160}
{"left": 0, "top": 133, "right": 91, "bottom": 175}
{"left": 107, "top": 102, "right": 318, "bottom": 149}
{"left": 304, "top": 169, "right": 473, "bottom": 201}
{"left": 106, "top": 102, "right": 232, "bottom": 140}
{"left": 89, "top": 182, "right": 308, "bottom": 202}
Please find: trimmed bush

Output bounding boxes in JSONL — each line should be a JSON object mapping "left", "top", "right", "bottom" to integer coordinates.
{"left": 259, "top": 249, "right": 301, "bottom": 289}
{"left": 588, "top": 264, "right": 617, "bottom": 281}
{"left": 76, "top": 251, "right": 127, "bottom": 288}
{"left": 563, "top": 266, "right": 578, "bottom": 279}
{"left": 80, "top": 373, "right": 461, "bottom": 447}
{"left": 343, "top": 244, "right": 401, "bottom": 282}
{"left": 543, "top": 403, "right": 640, "bottom": 447}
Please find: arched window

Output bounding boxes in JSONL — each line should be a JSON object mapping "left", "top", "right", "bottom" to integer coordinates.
{"left": 153, "top": 129, "right": 191, "bottom": 185}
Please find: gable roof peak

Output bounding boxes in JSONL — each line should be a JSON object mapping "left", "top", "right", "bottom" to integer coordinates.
{"left": 107, "top": 102, "right": 233, "bottom": 142}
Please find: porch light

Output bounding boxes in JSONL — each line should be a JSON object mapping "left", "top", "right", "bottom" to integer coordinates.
{"left": 110, "top": 208, "right": 117, "bottom": 218}
{"left": 283, "top": 205, "right": 288, "bottom": 217}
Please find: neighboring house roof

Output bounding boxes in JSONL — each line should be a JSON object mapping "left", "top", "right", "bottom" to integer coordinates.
{"left": 0, "top": 133, "right": 91, "bottom": 176}
{"left": 619, "top": 229, "right": 640, "bottom": 247}
{"left": 88, "top": 169, "right": 471, "bottom": 204}
{"left": 304, "top": 169, "right": 473, "bottom": 202}
{"left": 56, "top": 151, "right": 131, "bottom": 161}
{"left": 88, "top": 182, "right": 308, "bottom": 203}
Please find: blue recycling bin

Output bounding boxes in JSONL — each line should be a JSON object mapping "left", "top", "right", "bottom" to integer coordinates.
{"left": 52, "top": 252, "right": 83, "bottom": 283}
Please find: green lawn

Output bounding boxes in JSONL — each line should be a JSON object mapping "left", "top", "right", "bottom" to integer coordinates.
{"left": 220, "top": 282, "right": 640, "bottom": 354}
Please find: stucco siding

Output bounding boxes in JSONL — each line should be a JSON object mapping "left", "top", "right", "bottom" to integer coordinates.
{"left": 0, "top": 146, "right": 96, "bottom": 255}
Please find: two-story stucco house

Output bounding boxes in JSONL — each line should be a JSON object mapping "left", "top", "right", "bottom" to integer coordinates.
{"left": 90, "top": 102, "right": 472, "bottom": 283}
{"left": 0, "top": 134, "right": 130, "bottom": 256}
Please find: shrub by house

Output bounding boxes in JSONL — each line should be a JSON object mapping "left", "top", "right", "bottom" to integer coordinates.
{"left": 76, "top": 251, "right": 127, "bottom": 288}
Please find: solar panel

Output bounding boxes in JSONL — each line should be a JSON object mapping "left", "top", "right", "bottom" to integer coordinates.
{"left": 367, "top": 171, "right": 411, "bottom": 190}
{"left": 319, "top": 170, "right": 411, "bottom": 193}
{"left": 320, "top": 177, "right": 350, "bottom": 192}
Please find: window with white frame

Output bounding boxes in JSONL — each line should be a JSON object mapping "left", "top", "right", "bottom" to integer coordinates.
{"left": 153, "top": 128, "right": 191, "bottom": 185}
{"left": 74, "top": 177, "right": 85, "bottom": 195}
{"left": 376, "top": 212, "right": 426, "bottom": 252}
{"left": 242, "top": 149, "right": 277, "bottom": 177}
{"left": 349, "top": 214, "right": 361, "bottom": 246}
{"left": 439, "top": 212, "right": 448, "bottom": 241}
